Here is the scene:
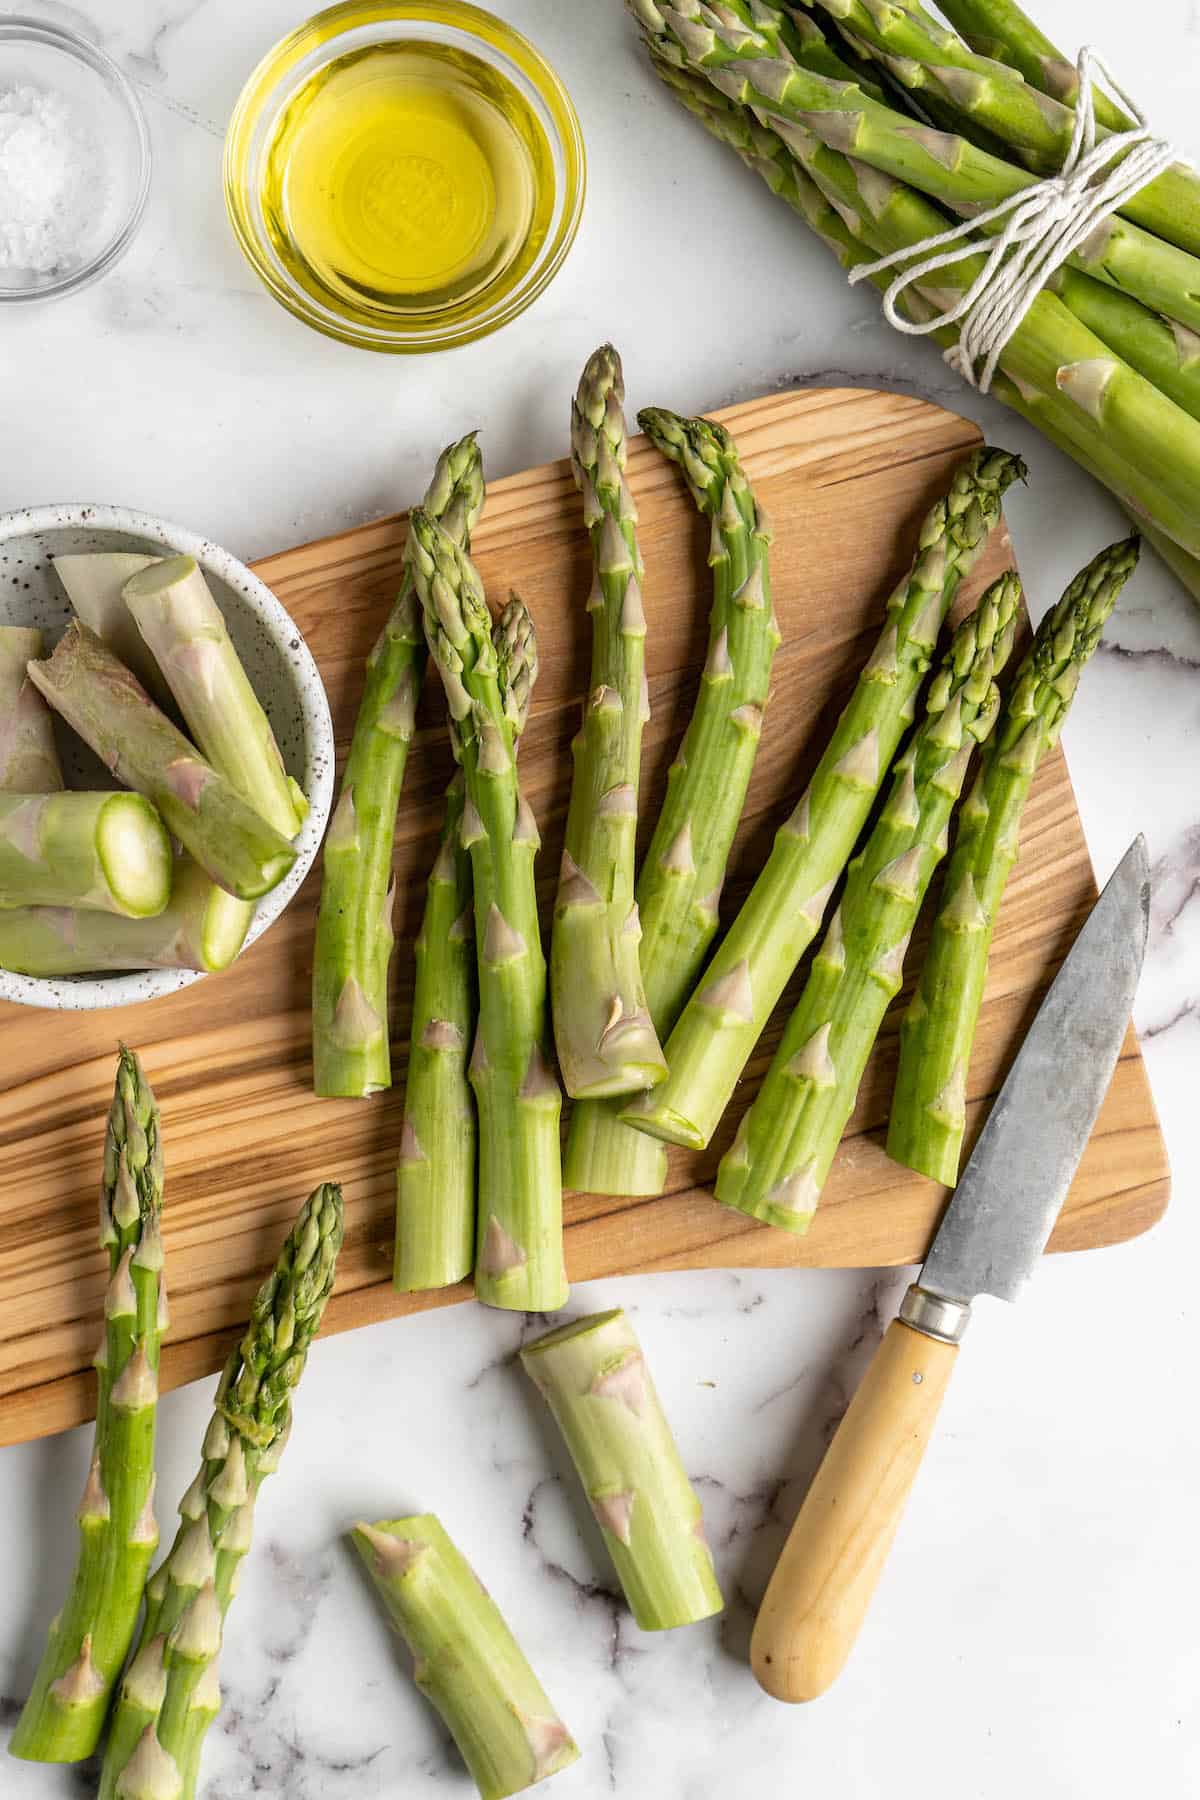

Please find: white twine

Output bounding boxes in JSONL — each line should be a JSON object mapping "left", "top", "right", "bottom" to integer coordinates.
{"left": 848, "top": 46, "right": 1186, "bottom": 393}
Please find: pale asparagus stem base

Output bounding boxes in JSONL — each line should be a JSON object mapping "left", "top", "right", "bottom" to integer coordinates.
{"left": 27, "top": 623, "right": 296, "bottom": 902}
{"left": 0, "top": 857, "right": 252, "bottom": 976}
{"left": 566, "top": 407, "right": 778, "bottom": 1196}
{"left": 888, "top": 537, "right": 1140, "bottom": 1183}
{"left": 407, "top": 515, "right": 565, "bottom": 1311}
{"left": 52, "top": 553, "right": 175, "bottom": 711}
{"left": 622, "top": 444, "right": 1024, "bottom": 1153}
{"left": 312, "top": 433, "right": 484, "bottom": 1099}
{"left": 551, "top": 345, "right": 667, "bottom": 1100}
{"left": 521, "top": 1310, "right": 723, "bottom": 1630}
{"left": 0, "top": 789, "right": 171, "bottom": 916}
{"left": 394, "top": 776, "right": 477, "bottom": 1292}
{"left": 98, "top": 1184, "right": 344, "bottom": 1800}
{"left": 716, "top": 573, "right": 1021, "bottom": 1231}
{"left": 10, "top": 1048, "right": 164, "bottom": 1764}
{"left": 123, "top": 555, "right": 306, "bottom": 839}
{"left": 0, "top": 627, "right": 62, "bottom": 793}
{"left": 351, "top": 1515, "right": 580, "bottom": 1800}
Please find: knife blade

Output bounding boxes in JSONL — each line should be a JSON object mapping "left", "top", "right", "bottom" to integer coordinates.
{"left": 751, "top": 836, "right": 1150, "bottom": 1705}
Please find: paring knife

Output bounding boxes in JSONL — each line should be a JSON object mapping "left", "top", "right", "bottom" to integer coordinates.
{"left": 751, "top": 834, "right": 1150, "bottom": 1704}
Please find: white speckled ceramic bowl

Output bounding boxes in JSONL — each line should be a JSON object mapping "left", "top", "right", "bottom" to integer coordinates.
{"left": 0, "top": 504, "right": 334, "bottom": 1009}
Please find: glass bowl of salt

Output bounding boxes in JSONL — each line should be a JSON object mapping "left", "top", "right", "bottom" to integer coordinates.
{"left": 0, "top": 17, "right": 151, "bottom": 303}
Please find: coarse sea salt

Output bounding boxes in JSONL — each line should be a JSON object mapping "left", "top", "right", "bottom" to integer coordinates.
{"left": 0, "top": 83, "right": 108, "bottom": 276}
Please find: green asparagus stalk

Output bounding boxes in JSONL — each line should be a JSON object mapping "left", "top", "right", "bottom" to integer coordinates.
{"left": 645, "top": 2, "right": 1200, "bottom": 341}
{"left": 312, "top": 433, "right": 484, "bottom": 1098}
{"left": 123, "top": 556, "right": 306, "bottom": 840}
{"left": 716, "top": 574, "right": 1019, "bottom": 1231}
{"left": 10, "top": 1048, "right": 165, "bottom": 1763}
{"left": 53, "top": 554, "right": 176, "bottom": 713}
{"left": 551, "top": 346, "right": 667, "bottom": 1099}
{"left": 888, "top": 537, "right": 1139, "bottom": 1183}
{"left": 521, "top": 1310, "right": 723, "bottom": 1629}
{"left": 936, "top": 0, "right": 1140, "bottom": 135}
{"left": 394, "top": 775, "right": 476, "bottom": 1291}
{"left": 0, "top": 789, "right": 171, "bottom": 916}
{"left": 351, "top": 1515, "right": 580, "bottom": 1800}
{"left": 406, "top": 513, "right": 566, "bottom": 1312}
{"left": 27, "top": 624, "right": 296, "bottom": 903}
{"left": 0, "top": 858, "right": 252, "bottom": 976}
{"left": 0, "top": 627, "right": 62, "bottom": 793}
{"left": 98, "top": 1183, "right": 344, "bottom": 1800}
{"left": 565, "top": 409, "right": 779, "bottom": 1196}
{"left": 794, "top": 0, "right": 1200, "bottom": 256}
{"left": 623, "top": 444, "right": 1023, "bottom": 1153}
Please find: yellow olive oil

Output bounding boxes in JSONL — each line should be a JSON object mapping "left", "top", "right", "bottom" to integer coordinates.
{"left": 261, "top": 39, "right": 555, "bottom": 326}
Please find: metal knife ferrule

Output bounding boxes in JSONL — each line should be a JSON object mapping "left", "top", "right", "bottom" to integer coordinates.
{"left": 899, "top": 1285, "right": 971, "bottom": 1344}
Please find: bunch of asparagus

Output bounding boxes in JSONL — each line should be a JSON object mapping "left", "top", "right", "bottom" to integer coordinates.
{"left": 0, "top": 552, "right": 306, "bottom": 980}
{"left": 626, "top": 0, "right": 1200, "bottom": 604}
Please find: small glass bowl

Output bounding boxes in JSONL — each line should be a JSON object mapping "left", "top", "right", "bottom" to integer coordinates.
{"left": 0, "top": 18, "right": 151, "bottom": 305}
{"left": 224, "top": 0, "right": 585, "bottom": 354}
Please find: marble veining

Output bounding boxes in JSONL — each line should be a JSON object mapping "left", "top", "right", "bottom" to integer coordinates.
{"left": 3, "top": 0, "right": 1200, "bottom": 1794}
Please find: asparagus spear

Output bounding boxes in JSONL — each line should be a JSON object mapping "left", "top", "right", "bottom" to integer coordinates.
{"left": 716, "top": 573, "right": 1020, "bottom": 1232}
{"left": 796, "top": 0, "right": 1200, "bottom": 256}
{"left": 394, "top": 775, "right": 476, "bottom": 1291}
{"left": 622, "top": 444, "right": 1023, "bottom": 1153}
{"left": 521, "top": 1310, "right": 723, "bottom": 1629}
{"left": 123, "top": 556, "right": 306, "bottom": 839}
{"left": 406, "top": 514, "right": 566, "bottom": 1312}
{"left": 312, "top": 434, "right": 484, "bottom": 1099}
{"left": 27, "top": 624, "right": 296, "bottom": 902}
{"left": 0, "top": 627, "right": 62, "bottom": 793}
{"left": 565, "top": 409, "right": 779, "bottom": 1196}
{"left": 551, "top": 346, "right": 667, "bottom": 1099}
{"left": 936, "top": 0, "right": 1140, "bottom": 135}
{"left": 10, "top": 1048, "right": 165, "bottom": 1763}
{"left": 0, "top": 858, "right": 252, "bottom": 976}
{"left": 351, "top": 1516, "right": 580, "bottom": 1800}
{"left": 888, "top": 537, "right": 1139, "bottom": 1183}
{"left": 52, "top": 553, "right": 175, "bottom": 712}
{"left": 645, "top": 2, "right": 1200, "bottom": 341}
{"left": 98, "top": 1183, "right": 344, "bottom": 1800}
{"left": 0, "top": 789, "right": 171, "bottom": 916}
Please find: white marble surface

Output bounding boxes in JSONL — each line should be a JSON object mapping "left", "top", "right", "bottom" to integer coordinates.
{"left": 3, "top": 1, "right": 1200, "bottom": 1794}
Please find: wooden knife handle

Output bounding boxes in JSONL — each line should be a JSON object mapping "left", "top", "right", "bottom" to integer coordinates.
{"left": 750, "top": 1318, "right": 958, "bottom": 1703}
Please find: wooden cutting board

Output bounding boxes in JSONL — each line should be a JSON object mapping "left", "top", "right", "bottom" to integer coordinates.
{"left": 0, "top": 386, "right": 1169, "bottom": 1448}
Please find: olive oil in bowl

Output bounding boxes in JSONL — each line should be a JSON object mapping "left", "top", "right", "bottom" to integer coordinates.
{"left": 261, "top": 38, "right": 554, "bottom": 329}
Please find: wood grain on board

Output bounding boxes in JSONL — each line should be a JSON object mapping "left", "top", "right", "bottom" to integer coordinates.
{"left": 0, "top": 386, "right": 1169, "bottom": 1447}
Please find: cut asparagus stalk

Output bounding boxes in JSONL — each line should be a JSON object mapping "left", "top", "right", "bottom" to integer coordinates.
{"left": 888, "top": 537, "right": 1139, "bottom": 1183}
{"left": 0, "top": 789, "right": 171, "bottom": 916}
{"left": 716, "top": 573, "right": 1020, "bottom": 1232}
{"left": 10, "top": 1048, "right": 165, "bottom": 1762}
{"left": 28, "top": 623, "right": 296, "bottom": 902}
{"left": 52, "top": 553, "right": 175, "bottom": 711}
{"left": 566, "top": 407, "right": 779, "bottom": 1196}
{"left": 394, "top": 773, "right": 477, "bottom": 1292}
{"left": 623, "top": 445, "right": 1024, "bottom": 1153}
{"left": 521, "top": 1310, "right": 723, "bottom": 1630}
{"left": 406, "top": 514, "right": 566, "bottom": 1313}
{"left": 312, "top": 434, "right": 484, "bottom": 1098}
{"left": 0, "top": 857, "right": 252, "bottom": 976}
{"left": 351, "top": 1515, "right": 580, "bottom": 1800}
{"left": 551, "top": 345, "right": 668, "bottom": 1099}
{"left": 123, "top": 555, "right": 306, "bottom": 840}
{"left": 98, "top": 1183, "right": 344, "bottom": 1800}
{"left": 0, "top": 627, "right": 63, "bottom": 793}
